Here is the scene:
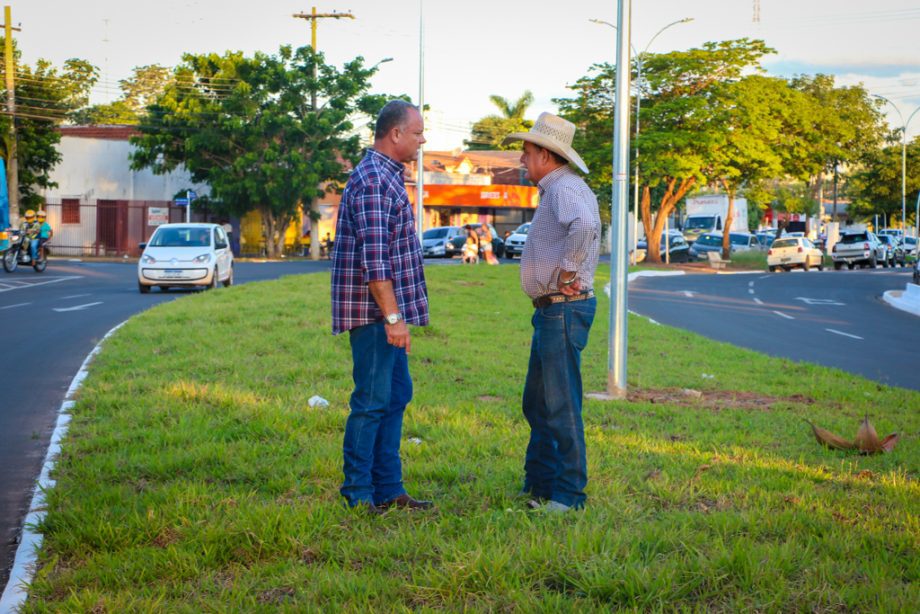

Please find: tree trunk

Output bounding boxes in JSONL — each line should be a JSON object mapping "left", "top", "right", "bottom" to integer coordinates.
{"left": 306, "top": 200, "right": 321, "bottom": 261}
{"left": 261, "top": 209, "right": 292, "bottom": 259}
{"left": 643, "top": 177, "right": 696, "bottom": 264}
{"left": 720, "top": 180, "right": 735, "bottom": 260}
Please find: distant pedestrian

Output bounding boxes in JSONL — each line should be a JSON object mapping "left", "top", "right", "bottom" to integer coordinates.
{"left": 461, "top": 227, "right": 480, "bottom": 264}
{"left": 503, "top": 112, "right": 601, "bottom": 513}
{"left": 331, "top": 100, "right": 433, "bottom": 514}
{"left": 478, "top": 223, "right": 499, "bottom": 265}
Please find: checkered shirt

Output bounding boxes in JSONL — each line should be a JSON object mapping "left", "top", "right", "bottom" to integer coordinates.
{"left": 520, "top": 165, "right": 601, "bottom": 299}
{"left": 331, "top": 148, "right": 429, "bottom": 335}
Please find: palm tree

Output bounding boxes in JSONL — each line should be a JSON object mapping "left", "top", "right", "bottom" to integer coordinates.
{"left": 489, "top": 91, "right": 534, "bottom": 120}
{"left": 466, "top": 91, "right": 535, "bottom": 151}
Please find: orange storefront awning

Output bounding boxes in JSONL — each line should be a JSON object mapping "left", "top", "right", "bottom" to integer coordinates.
{"left": 407, "top": 184, "right": 538, "bottom": 209}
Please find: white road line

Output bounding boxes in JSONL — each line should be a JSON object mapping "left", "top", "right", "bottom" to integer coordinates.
{"left": 52, "top": 301, "right": 103, "bottom": 313}
{"left": 753, "top": 298, "right": 764, "bottom": 305}
{"left": 773, "top": 310, "right": 794, "bottom": 320}
{"left": 629, "top": 309, "right": 660, "bottom": 325}
{"left": 0, "top": 276, "right": 83, "bottom": 293}
{"left": 748, "top": 288, "right": 755, "bottom": 294}
{"left": 758, "top": 275, "right": 771, "bottom": 279}
{"left": 0, "top": 302, "right": 31, "bottom": 310}
{"left": 0, "top": 321, "right": 126, "bottom": 612}
{"left": 59, "top": 294, "right": 91, "bottom": 300}
{"left": 826, "top": 328, "right": 863, "bottom": 340}
{"left": 748, "top": 281, "right": 755, "bottom": 287}
{"left": 682, "top": 291, "right": 695, "bottom": 298}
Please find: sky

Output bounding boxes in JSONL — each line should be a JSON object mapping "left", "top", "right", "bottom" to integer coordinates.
{"left": 12, "top": 0, "right": 920, "bottom": 148}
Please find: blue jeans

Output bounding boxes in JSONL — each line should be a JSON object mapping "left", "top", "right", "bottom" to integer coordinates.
{"left": 521, "top": 297, "right": 596, "bottom": 508}
{"left": 341, "top": 322, "right": 412, "bottom": 507}
{"left": 30, "top": 238, "right": 42, "bottom": 260}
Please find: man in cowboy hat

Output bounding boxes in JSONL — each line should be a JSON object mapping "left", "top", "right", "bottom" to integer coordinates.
{"left": 503, "top": 112, "right": 601, "bottom": 513}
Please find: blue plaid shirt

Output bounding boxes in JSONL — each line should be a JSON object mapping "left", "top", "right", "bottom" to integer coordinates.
{"left": 331, "top": 148, "right": 429, "bottom": 335}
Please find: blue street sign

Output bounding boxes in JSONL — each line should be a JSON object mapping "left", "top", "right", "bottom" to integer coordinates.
{"left": 188, "top": 190, "right": 197, "bottom": 200}
{"left": 175, "top": 198, "right": 189, "bottom": 207}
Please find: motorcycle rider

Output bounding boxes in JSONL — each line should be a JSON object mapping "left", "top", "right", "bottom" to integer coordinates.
{"left": 34, "top": 210, "right": 53, "bottom": 261}
{"left": 19, "top": 210, "right": 40, "bottom": 262}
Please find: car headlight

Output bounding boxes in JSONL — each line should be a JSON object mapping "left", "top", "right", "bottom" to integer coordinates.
{"left": 193, "top": 253, "right": 212, "bottom": 263}
{"left": 141, "top": 254, "right": 156, "bottom": 264}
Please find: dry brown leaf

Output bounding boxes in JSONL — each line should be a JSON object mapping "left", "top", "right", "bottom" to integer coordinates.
{"left": 805, "top": 420, "right": 854, "bottom": 450}
{"left": 880, "top": 433, "right": 900, "bottom": 453}
{"left": 854, "top": 415, "right": 882, "bottom": 453}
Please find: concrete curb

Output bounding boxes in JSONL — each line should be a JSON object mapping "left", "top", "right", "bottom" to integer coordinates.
{"left": 882, "top": 283, "right": 920, "bottom": 318}
{"left": 0, "top": 322, "right": 126, "bottom": 613}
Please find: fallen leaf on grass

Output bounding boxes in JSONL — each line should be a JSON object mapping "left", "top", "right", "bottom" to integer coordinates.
{"left": 644, "top": 468, "right": 662, "bottom": 481}
{"left": 805, "top": 415, "right": 899, "bottom": 454}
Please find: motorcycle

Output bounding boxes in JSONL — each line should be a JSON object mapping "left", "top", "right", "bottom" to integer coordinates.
{"left": 1, "top": 229, "right": 49, "bottom": 273}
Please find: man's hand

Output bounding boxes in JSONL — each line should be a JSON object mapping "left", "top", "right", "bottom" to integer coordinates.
{"left": 384, "top": 320, "right": 411, "bottom": 353}
{"left": 558, "top": 270, "right": 582, "bottom": 296}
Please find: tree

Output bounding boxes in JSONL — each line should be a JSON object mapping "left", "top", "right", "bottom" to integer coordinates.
{"left": 0, "top": 39, "right": 98, "bottom": 211}
{"left": 74, "top": 64, "right": 172, "bottom": 125}
{"left": 848, "top": 136, "right": 920, "bottom": 225}
{"left": 131, "top": 46, "right": 392, "bottom": 258}
{"left": 466, "top": 91, "right": 534, "bottom": 150}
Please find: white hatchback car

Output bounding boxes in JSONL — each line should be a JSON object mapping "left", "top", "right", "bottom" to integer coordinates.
{"left": 138, "top": 223, "right": 234, "bottom": 293}
{"left": 767, "top": 236, "right": 824, "bottom": 272}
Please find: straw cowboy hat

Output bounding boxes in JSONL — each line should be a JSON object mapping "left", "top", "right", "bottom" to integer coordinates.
{"left": 503, "top": 112, "right": 589, "bottom": 174}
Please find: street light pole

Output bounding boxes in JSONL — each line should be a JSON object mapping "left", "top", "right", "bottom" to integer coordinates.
{"left": 590, "top": 17, "right": 693, "bottom": 264}
{"left": 417, "top": 0, "right": 425, "bottom": 238}
{"left": 873, "top": 95, "right": 920, "bottom": 237}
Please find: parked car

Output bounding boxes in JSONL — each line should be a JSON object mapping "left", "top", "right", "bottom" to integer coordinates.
{"left": 755, "top": 230, "right": 776, "bottom": 248}
{"left": 767, "top": 236, "right": 825, "bottom": 272}
{"left": 137, "top": 223, "right": 234, "bottom": 293}
{"left": 831, "top": 231, "right": 886, "bottom": 270}
{"left": 904, "top": 236, "right": 918, "bottom": 263}
{"left": 422, "top": 225, "right": 465, "bottom": 258}
{"left": 448, "top": 223, "right": 505, "bottom": 258}
{"left": 688, "top": 232, "right": 759, "bottom": 260}
{"left": 636, "top": 230, "right": 690, "bottom": 263}
{"left": 503, "top": 222, "right": 530, "bottom": 258}
{"left": 875, "top": 234, "right": 906, "bottom": 267}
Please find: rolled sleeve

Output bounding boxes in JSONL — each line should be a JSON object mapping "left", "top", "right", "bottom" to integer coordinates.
{"left": 556, "top": 186, "right": 595, "bottom": 272}
{"left": 352, "top": 184, "right": 395, "bottom": 282}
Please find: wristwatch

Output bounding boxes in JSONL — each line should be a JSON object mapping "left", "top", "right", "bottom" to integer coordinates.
{"left": 384, "top": 312, "right": 403, "bottom": 325}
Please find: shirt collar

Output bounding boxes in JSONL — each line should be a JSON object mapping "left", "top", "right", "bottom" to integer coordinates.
{"left": 366, "top": 147, "right": 406, "bottom": 176}
{"left": 537, "top": 164, "right": 572, "bottom": 195}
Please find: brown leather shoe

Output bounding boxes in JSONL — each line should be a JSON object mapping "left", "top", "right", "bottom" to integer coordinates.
{"left": 378, "top": 494, "right": 434, "bottom": 510}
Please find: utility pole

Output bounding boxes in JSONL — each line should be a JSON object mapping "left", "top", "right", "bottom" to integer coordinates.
{"left": 3, "top": 6, "right": 20, "bottom": 226}
{"left": 292, "top": 7, "right": 354, "bottom": 260}
{"left": 416, "top": 0, "right": 425, "bottom": 238}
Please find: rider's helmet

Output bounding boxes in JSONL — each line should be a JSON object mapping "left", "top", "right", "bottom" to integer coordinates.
{"left": 37, "top": 210, "right": 46, "bottom": 220}
{"left": 24, "top": 209, "right": 35, "bottom": 220}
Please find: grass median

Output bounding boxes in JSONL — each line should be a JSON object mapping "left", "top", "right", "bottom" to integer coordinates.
{"left": 25, "top": 265, "right": 918, "bottom": 611}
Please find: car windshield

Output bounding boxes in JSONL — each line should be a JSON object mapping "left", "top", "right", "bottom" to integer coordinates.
{"left": 423, "top": 228, "right": 449, "bottom": 239}
{"left": 840, "top": 233, "right": 868, "bottom": 244}
{"left": 730, "top": 234, "right": 751, "bottom": 245}
{"left": 150, "top": 227, "right": 211, "bottom": 247}
{"left": 514, "top": 224, "right": 531, "bottom": 235}
{"left": 772, "top": 239, "right": 798, "bottom": 248}
{"left": 697, "top": 234, "right": 721, "bottom": 246}
{"left": 685, "top": 216, "right": 715, "bottom": 230}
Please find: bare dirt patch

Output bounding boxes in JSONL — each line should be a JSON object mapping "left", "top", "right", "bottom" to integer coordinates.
{"left": 627, "top": 388, "right": 815, "bottom": 412}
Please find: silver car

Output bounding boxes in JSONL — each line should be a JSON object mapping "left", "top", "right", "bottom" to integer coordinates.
{"left": 504, "top": 223, "right": 530, "bottom": 258}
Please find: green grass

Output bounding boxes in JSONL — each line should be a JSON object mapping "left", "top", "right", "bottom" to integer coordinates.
{"left": 24, "top": 265, "right": 919, "bottom": 612}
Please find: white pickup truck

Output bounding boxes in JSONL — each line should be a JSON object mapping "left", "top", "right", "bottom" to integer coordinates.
{"left": 831, "top": 231, "right": 887, "bottom": 270}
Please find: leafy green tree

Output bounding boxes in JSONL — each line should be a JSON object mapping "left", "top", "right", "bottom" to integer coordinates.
{"left": 848, "top": 137, "right": 920, "bottom": 225}
{"left": 75, "top": 64, "right": 172, "bottom": 125}
{"left": 0, "top": 39, "right": 98, "bottom": 211}
{"left": 131, "top": 46, "right": 392, "bottom": 258}
{"left": 466, "top": 91, "right": 534, "bottom": 150}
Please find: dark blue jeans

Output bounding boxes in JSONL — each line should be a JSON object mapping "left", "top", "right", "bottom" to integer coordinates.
{"left": 521, "top": 297, "right": 596, "bottom": 508}
{"left": 341, "top": 322, "right": 412, "bottom": 507}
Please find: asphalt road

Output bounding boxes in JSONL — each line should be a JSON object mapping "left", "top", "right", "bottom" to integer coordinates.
{"left": 0, "top": 258, "right": 332, "bottom": 588}
{"left": 629, "top": 267, "right": 919, "bottom": 391}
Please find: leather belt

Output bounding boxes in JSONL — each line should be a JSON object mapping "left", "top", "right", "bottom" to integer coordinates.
{"left": 532, "top": 289, "right": 595, "bottom": 309}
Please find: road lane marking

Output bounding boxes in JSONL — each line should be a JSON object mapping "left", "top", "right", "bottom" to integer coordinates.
{"left": 795, "top": 297, "right": 845, "bottom": 306}
{"left": 0, "top": 276, "right": 83, "bottom": 293}
{"left": 0, "top": 302, "right": 31, "bottom": 310}
{"left": 758, "top": 275, "right": 771, "bottom": 279}
{"left": 52, "top": 301, "right": 103, "bottom": 313}
{"left": 682, "top": 291, "right": 695, "bottom": 298}
{"left": 753, "top": 298, "right": 764, "bottom": 305}
{"left": 748, "top": 289, "right": 755, "bottom": 294}
{"left": 748, "top": 281, "right": 755, "bottom": 287}
{"left": 773, "top": 311, "right": 795, "bottom": 319}
{"left": 826, "top": 328, "right": 863, "bottom": 340}
{"left": 59, "top": 294, "right": 91, "bottom": 300}
{"left": 629, "top": 309, "right": 660, "bottom": 325}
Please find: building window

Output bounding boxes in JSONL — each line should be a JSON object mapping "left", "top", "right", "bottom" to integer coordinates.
{"left": 62, "top": 199, "right": 80, "bottom": 224}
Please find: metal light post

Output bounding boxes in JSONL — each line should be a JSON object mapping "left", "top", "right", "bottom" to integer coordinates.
{"left": 416, "top": 0, "right": 425, "bottom": 238}
{"left": 873, "top": 95, "right": 920, "bottom": 236}
{"left": 590, "top": 16, "right": 693, "bottom": 264}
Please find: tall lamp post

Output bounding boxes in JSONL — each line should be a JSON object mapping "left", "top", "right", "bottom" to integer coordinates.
{"left": 873, "top": 95, "right": 920, "bottom": 237}
{"left": 590, "top": 16, "right": 693, "bottom": 264}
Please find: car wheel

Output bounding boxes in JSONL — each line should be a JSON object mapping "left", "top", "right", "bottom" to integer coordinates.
{"left": 139, "top": 281, "right": 151, "bottom": 294}
{"left": 847, "top": 263, "right": 855, "bottom": 270}
{"left": 818, "top": 258, "right": 825, "bottom": 271}
{"left": 222, "top": 265, "right": 234, "bottom": 287}
{"left": 834, "top": 261, "right": 842, "bottom": 271}
{"left": 870, "top": 255, "right": 877, "bottom": 269}
{"left": 803, "top": 259, "right": 810, "bottom": 272}
{"left": 768, "top": 265, "right": 776, "bottom": 272}
{"left": 208, "top": 267, "right": 219, "bottom": 290}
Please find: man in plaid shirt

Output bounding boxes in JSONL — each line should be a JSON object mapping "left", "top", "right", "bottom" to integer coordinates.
{"left": 331, "top": 100, "right": 432, "bottom": 514}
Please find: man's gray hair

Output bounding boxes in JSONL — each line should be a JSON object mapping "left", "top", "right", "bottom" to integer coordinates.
{"left": 375, "top": 100, "right": 418, "bottom": 140}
